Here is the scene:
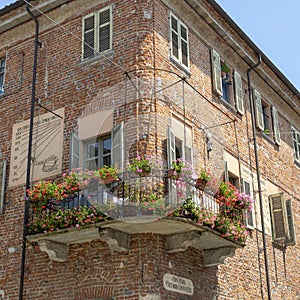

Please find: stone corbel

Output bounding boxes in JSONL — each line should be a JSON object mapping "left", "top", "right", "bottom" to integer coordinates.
{"left": 203, "top": 246, "right": 236, "bottom": 267}
{"left": 98, "top": 227, "right": 130, "bottom": 251}
{"left": 38, "top": 239, "right": 69, "bottom": 262}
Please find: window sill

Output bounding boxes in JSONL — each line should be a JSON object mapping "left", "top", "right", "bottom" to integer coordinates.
{"left": 294, "top": 159, "right": 300, "bottom": 168}
{"left": 262, "top": 133, "right": 275, "bottom": 145}
{"left": 169, "top": 56, "right": 191, "bottom": 77}
{"left": 219, "top": 97, "right": 237, "bottom": 114}
{"left": 80, "top": 50, "right": 114, "bottom": 66}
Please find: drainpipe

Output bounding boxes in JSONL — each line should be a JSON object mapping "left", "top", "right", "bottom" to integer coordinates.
{"left": 19, "top": 3, "right": 40, "bottom": 300}
{"left": 247, "top": 55, "right": 272, "bottom": 300}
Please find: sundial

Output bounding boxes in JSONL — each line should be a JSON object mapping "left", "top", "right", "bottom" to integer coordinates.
{"left": 9, "top": 108, "right": 64, "bottom": 187}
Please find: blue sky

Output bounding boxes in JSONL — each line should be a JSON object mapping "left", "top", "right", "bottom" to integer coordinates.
{"left": 1, "top": 0, "right": 299, "bottom": 91}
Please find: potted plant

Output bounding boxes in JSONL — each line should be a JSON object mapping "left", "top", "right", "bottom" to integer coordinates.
{"left": 128, "top": 156, "right": 151, "bottom": 176}
{"left": 167, "top": 158, "right": 194, "bottom": 180}
{"left": 221, "top": 61, "right": 230, "bottom": 78}
{"left": 96, "top": 165, "right": 119, "bottom": 184}
{"left": 195, "top": 169, "right": 211, "bottom": 190}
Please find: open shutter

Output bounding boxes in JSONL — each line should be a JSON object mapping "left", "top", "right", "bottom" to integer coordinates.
{"left": 234, "top": 71, "right": 244, "bottom": 114}
{"left": 167, "top": 126, "right": 176, "bottom": 168}
{"left": 285, "top": 199, "right": 295, "bottom": 246}
{"left": 211, "top": 49, "right": 222, "bottom": 96}
{"left": 112, "top": 122, "right": 124, "bottom": 171}
{"left": 271, "top": 106, "right": 281, "bottom": 145}
{"left": 291, "top": 128, "right": 300, "bottom": 161}
{"left": 224, "top": 161, "right": 229, "bottom": 182}
{"left": 253, "top": 89, "right": 264, "bottom": 130}
{"left": 99, "top": 7, "right": 112, "bottom": 52}
{"left": 0, "top": 160, "right": 6, "bottom": 214}
{"left": 242, "top": 179, "right": 254, "bottom": 227}
{"left": 83, "top": 15, "right": 95, "bottom": 59}
{"left": 269, "top": 193, "right": 288, "bottom": 241}
{"left": 69, "top": 133, "right": 80, "bottom": 171}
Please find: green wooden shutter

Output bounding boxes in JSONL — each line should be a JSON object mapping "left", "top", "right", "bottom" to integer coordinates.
{"left": 224, "top": 161, "right": 229, "bottom": 182}
{"left": 269, "top": 193, "right": 288, "bottom": 241}
{"left": 234, "top": 71, "right": 244, "bottom": 114}
{"left": 83, "top": 15, "right": 95, "bottom": 59}
{"left": 285, "top": 199, "right": 295, "bottom": 246}
{"left": 253, "top": 89, "right": 264, "bottom": 131}
{"left": 271, "top": 106, "right": 281, "bottom": 145}
{"left": 99, "top": 7, "right": 112, "bottom": 52}
{"left": 112, "top": 122, "right": 124, "bottom": 171}
{"left": 69, "top": 133, "right": 80, "bottom": 171}
{"left": 0, "top": 160, "right": 6, "bottom": 214}
{"left": 291, "top": 127, "right": 300, "bottom": 161}
{"left": 211, "top": 49, "right": 222, "bottom": 96}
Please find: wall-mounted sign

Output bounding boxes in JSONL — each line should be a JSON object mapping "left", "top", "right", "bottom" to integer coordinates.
{"left": 163, "top": 273, "right": 193, "bottom": 296}
{"left": 9, "top": 108, "right": 64, "bottom": 187}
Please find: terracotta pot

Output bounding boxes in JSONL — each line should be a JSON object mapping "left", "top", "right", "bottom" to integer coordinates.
{"left": 195, "top": 178, "right": 208, "bottom": 190}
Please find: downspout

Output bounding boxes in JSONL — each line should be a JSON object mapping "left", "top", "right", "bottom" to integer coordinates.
{"left": 19, "top": 3, "right": 40, "bottom": 300}
{"left": 247, "top": 55, "right": 272, "bottom": 300}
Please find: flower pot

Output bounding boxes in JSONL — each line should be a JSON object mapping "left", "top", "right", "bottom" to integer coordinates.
{"left": 166, "top": 169, "right": 180, "bottom": 179}
{"left": 195, "top": 178, "right": 208, "bottom": 190}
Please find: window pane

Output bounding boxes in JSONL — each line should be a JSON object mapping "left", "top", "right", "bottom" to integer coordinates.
{"left": 181, "top": 40, "right": 188, "bottom": 66}
{"left": 87, "top": 159, "right": 98, "bottom": 170}
{"left": 172, "top": 32, "right": 179, "bottom": 58}
{"left": 171, "top": 16, "right": 178, "bottom": 31}
{"left": 99, "top": 25, "right": 110, "bottom": 52}
{"left": 100, "top": 9, "right": 110, "bottom": 25}
{"left": 103, "top": 138, "right": 111, "bottom": 155}
{"left": 87, "top": 142, "right": 98, "bottom": 158}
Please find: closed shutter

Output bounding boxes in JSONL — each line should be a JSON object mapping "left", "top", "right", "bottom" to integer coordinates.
{"left": 269, "top": 193, "right": 288, "bottom": 241}
{"left": 242, "top": 179, "right": 254, "bottom": 227}
{"left": 0, "top": 160, "right": 6, "bottom": 214}
{"left": 234, "top": 71, "right": 244, "bottom": 114}
{"left": 111, "top": 122, "right": 124, "bottom": 171}
{"left": 253, "top": 89, "right": 264, "bottom": 130}
{"left": 285, "top": 199, "right": 295, "bottom": 246}
{"left": 211, "top": 49, "right": 222, "bottom": 96}
{"left": 271, "top": 106, "right": 281, "bottom": 145}
{"left": 69, "top": 133, "right": 80, "bottom": 170}
{"left": 83, "top": 15, "right": 95, "bottom": 59}
{"left": 170, "top": 14, "right": 179, "bottom": 60}
{"left": 99, "top": 7, "right": 111, "bottom": 52}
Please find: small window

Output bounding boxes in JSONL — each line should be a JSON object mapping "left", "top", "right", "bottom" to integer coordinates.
{"left": 169, "top": 13, "right": 189, "bottom": 69}
{"left": 269, "top": 193, "right": 295, "bottom": 245}
{"left": 0, "top": 58, "right": 5, "bottom": 94}
{"left": 291, "top": 127, "right": 300, "bottom": 163}
{"left": 82, "top": 6, "right": 112, "bottom": 60}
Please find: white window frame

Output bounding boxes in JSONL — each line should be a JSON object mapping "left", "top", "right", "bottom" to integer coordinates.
{"left": 291, "top": 127, "right": 300, "bottom": 163}
{"left": 169, "top": 13, "right": 189, "bottom": 69}
{"left": 0, "top": 58, "right": 5, "bottom": 94}
{"left": 211, "top": 49, "right": 222, "bottom": 96}
{"left": 82, "top": 5, "right": 113, "bottom": 60}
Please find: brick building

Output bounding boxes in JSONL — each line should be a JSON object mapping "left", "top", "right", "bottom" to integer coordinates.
{"left": 0, "top": 0, "right": 299, "bottom": 299}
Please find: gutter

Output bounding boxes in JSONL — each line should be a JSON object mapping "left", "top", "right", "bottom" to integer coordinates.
{"left": 247, "top": 55, "right": 272, "bottom": 300}
{"left": 19, "top": 2, "right": 40, "bottom": 299}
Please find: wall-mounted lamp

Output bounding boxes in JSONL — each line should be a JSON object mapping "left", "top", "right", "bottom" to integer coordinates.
{"left": 206, "top": 131, "right": 213, "bottom": 157}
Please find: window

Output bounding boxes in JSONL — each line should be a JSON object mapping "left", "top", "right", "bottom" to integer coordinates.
{"left": 85, "top": 136, "right": 111, "bottom": 170}
{"left": 211, "top": 50, "right": 243, "bottom": 112}
{"left": 242, "top": 179, "right": 254, "bottom": 228}
{"left": 269, "top": 193, "right": 295, "bottom": 246}
{"left": 82, "top": 6, "right": 112, "bottom": 60}
{"left": 0, "top": 58, "right": 5, "bottom": 94}
{"left": 253, "top": 89, "right": 281, "bottom": 144}
{"left": 169, "top": 13, "right": 189, "bottom": 69}
{"left": 291, "top": 127, "right": 300, "bottom": 163}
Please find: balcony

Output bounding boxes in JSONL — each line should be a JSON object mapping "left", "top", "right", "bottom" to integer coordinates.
{"left": 26, "top": 170, "right": 248, "bottom": 266}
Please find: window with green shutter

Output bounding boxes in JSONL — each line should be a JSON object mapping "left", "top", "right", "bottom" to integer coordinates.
{"left": 291, "top": 127, "right": 300, "bottom": 163}
{"left": 269, "top": 194, "right": 296, "bottom": 246}
{"left": 271, "top": 106, "right": 281, "bottom": 145}
{"left": 82, "top": 6, "right": 112, "bottom": 60}
{"left": 253, "top": 89, "right": 264, "bottom": 131}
